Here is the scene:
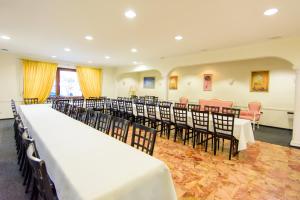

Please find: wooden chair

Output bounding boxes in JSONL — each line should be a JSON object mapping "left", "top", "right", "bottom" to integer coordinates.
{"left": 117, "top": 99, "right": 126, "bottom": 118}
{"left": 110, "top": 117, "right": 130, "bottom": 143}
{"left": 86, "top": 99, "right": 95, "bottom": 109}
{"left": 94, "top": 98, "right": 105, "bottom": 112}
{"left": 135, "top": 103, "right": 147, "bottom": 125}
{"left": 124, "top": 100, "right": 135, "bottom": 123}
{"left": 104, "top": 98, "right": 113, "bottom": 115}
{"left": 26, "top": 143, "right": 58, "bottom": 200}
{"left": 76, "top": 107, "right": 87, "bottom": 122}
{"left": 131, "top": 123, "right": 157, "bottom": 156}
{"left": 173, "top": 107, "right": 193, "bottom": 145}
{"left": 96, "top": 112, "right": 112, "bottom": 134}
{"left": 158, "top": 105, "right": 174, "bottom": 139}
{"left": 222, "top": 107, "right": 241, "bottom": 118}
{"left": 85, "top": 109, "right": 98, "bottom": 128}
{"left": 188, "top": 104, "right": 201, "bottom": 112}
{"left": 191, "top": 110, "right": 212, "bottom": 151}
{"left": 111, "top": 99, "right": 119, "bottom": 117}
{"left": 73, "top": 98, "right": 84, "bottom": 107}
{"left": 212, "top": 113, "right": 238, "bottom": 160}
{"left": 204, "top": 105, "right": 220, "bottom": 113}
{"left": 24, "top": 98, "right": 38, "bottom": 105}
{"left": 146, "top": 103, "right": 160, "bottom": 130}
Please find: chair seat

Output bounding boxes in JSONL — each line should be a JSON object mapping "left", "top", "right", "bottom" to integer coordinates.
{"left": 175, "top": 123, "right": 191, "bottom": 129}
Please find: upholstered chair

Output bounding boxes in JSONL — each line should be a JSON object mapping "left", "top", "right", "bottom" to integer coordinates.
{"left": 240, "top": 102, "right": 262, "bottom": 130}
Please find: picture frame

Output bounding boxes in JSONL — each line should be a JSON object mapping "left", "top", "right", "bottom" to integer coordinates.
{"left": 250, "top": 71, "right": 269, "bottom": 92}
{"left": 169, "top": 76, "right": 178, "bottom": 90}
{"left": 143, "top": 77, "right": 155, "bottom": 89}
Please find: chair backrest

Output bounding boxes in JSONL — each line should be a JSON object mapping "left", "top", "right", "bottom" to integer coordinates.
{"left": 118, "top": 100, "right": 126, "bottom": 112}
{"left": 69, "top": 106, "right": 79, "bottom": 119}
{"left": 110, "top": 117, "right": 130, "bottom": 143}
{"left": 222, "top": 107, "right": 241, "bottom": 118}
{"left": 85, "top": 109, "right": 98, "bottom": 128}
{"left": 191, "top": 110, "right": 209, "bottom": 131}
{"left": 173, "top": 107, "right": 188, "bottom": 125}
{"left": 76, "top": 107, "right": 87, "bottom": 122}
{"left": 96, "top": 112, "right": 112, "bottom": 134}
{"left": 111, "top": 99, "right": 119, "bottom": 110}
{"left": 73, "top": 98, "right": 84, "bottom": 107}
{"left": 188, "top": 104, "right": 201, "bottom": 112}
{"left": 105, "top": 98, "right": 112, "bottom": 109}
{"left": 135, "top": 103, "right": 145, "bottom": 117}
{"left": 86, "top": 99, "right": 95, "bottom": 109}
{"left": 248, "top": 102, "right": 262, "bottom": 112}
{"left": 146, "top": 104, "right": 157, "bottom": 119}
{"left": 212, "top": 113, "right": 235, "bottom": 136}
{"left": 159, "top": 105, "right": 172, "bottom": 121}
{"left": 131, "top": 123, "right": 157, "bottom": 156}
{"left": 204, "top": 105, "right": 220, "bottom": 113}
{"left": 26, "top": 143, "right": 56, "bottom": 200}
{"left": 95, "top": 98, "right": 105, "bottom": 111}
{"left": 124, "top": 100, "right": 134, "bottom": 114}
{"left": 138, "top": 96, "right": 145, "bottom": 104}
{"left": 159, "top": 101, "right": 173, "bottom": 107}
{"left": 24, "top": 98, "right": 38, "bottom": 105}
{"left": 174, "top": 103, "right": 187, "bottom": 108}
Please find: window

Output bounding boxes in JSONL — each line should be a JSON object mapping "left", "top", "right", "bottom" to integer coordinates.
{"left": 50, "top": 68, "right": 82, "bottom": 97}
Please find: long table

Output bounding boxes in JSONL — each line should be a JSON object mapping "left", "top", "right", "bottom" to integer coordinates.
{"left": 132, "top": 106, "right": 255, "bottom": 151}
{"left": 18, "top": 104, "right": 177, "bottom": 200}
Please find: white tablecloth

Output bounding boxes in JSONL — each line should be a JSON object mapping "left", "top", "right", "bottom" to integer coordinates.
{"left": 133, "top": 106, "right": 255, "bottom": 151}
{"left": 18, "top": 104, "right": 177, "bottom": 200}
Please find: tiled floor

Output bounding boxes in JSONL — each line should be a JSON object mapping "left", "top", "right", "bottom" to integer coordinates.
{"left": 141, "top": 132, "right": 300, "bottom": 200}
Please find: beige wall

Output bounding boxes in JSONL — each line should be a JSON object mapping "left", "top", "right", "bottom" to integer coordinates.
{"left": 0, "top": 52, "right": 23, "bottom": 118}
{"left": 116, "top": 58, "right": 295, "bottom": 129}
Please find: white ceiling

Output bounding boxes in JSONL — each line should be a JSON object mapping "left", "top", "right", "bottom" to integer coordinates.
{"left": 0, "top": 0, "right": 300, "bottom": 67}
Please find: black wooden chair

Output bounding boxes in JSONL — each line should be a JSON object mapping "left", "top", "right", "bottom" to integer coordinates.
{"left": 96, "top": 112, "right": 112, "bottom": 134}
{"left": 131, "top": 123, "right": 157, "bottom": 156}
{"left": 212, "top": 113, "right": 238, "bottom": 160}
{"left": 76, "top": 107, "right": 87, "bottom": 122}
{"left": 110, "top": 117, "right": 130, "bottom": 143}
{"left": 117, "top": 99, "right": 126, "bottom": 118}
{"left": 73, "top": 98, "right": 84, "bottom": 107}
{"left": 94, "top": 98, "right": 105, "bottom": 112}
{"left": 26, "top": 143, "right": 58, "bottom": 200}
{"left": 158, "top": 105, "right": 174, "bottom": 139}
{"left": 173, "top": 107, "right": 193, "bottom": 145}
{"left": 104, "top": 98, "right": 114, "bottom": 115}
{"left": 86, "top": 99, "right": 95, "bottom": 109}
{"left": 69, "top": 106, "right": 79, "bottom": 119}
{"left": 191, "top": 110, "right": 213, "bottom": 151}
{"left": 124, "top": 100, "right": 135, "bottom": 123}
{"left": 111, "top": 99, "right": 119, "bottom": 117}
{"left": 85, "top": 109, "right": 98, "bottom": 128}
{"left": 222, "top": 107, "right": 241, "bottom": 118}
{"left": 204, "top": 105, "right": 220, "bottom": 113}
{"left": 135, "top": 103, "right": 147, "bottom": 125}
{"left": 24, "top": 98, "right": 38, "bottom": 105}
{"left": 146, "top": 104, "right": 160, "bottom": 130}
{"left": 188, "top": 104, "right": 201, "bottom": 112}
{"left": 174, "top": 103, "right": 187, "bottom": 108}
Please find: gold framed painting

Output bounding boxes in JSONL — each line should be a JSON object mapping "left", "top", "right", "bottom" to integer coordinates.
{"left": 250, "top": 71, "right": 269, "bottom": 92}
{"left": 169, "top": 76, "right": 178, "bottom": 90}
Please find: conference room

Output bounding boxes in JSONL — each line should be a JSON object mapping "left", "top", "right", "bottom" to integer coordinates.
{"left": 1, "top": 1, "right": 300, "bottom": 200}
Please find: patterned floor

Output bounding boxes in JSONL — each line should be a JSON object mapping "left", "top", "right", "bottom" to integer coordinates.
{"left": 138, "top": 132, "right": 300, "bottom": 200}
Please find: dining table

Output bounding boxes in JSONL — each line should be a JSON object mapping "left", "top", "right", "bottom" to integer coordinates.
{"left": 18, "top": 104, "right": 177, "bottom": 200}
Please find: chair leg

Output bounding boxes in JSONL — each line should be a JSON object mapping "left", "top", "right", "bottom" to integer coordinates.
{"left": 174, "top": 127, "right": 177, "bottom": 142}
{"left": 229, "top": 139, "right": 233, "bottom": 160}
{"left": 214, "top": 136, "right": 217, "bottom": 155}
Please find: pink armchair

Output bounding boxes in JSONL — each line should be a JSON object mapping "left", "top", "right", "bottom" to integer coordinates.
{"left": 240, "top": 102, "right": 262, "bottom": 129}
{"left": 199, "top": 99, "right": 233, "bottom": 111}
{"left": 179, "top": 97, "right": 189, "bottom": 105}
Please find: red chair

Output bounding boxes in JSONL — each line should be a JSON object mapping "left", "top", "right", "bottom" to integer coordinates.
{"left": 240, "top": 102, "right": 262, "bottom": 130}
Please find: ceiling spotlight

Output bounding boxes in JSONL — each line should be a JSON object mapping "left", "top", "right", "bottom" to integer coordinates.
{"left": 175, "top": 35, "right": 183, "bottom": 41}
{"left": 264, "top": 8, "right": 279, "bottom": 16}
{"left": 64, "top": 48, "right": 71, "bottom": 52}
{"left": 51, "top": 55, "right": 57, "bottom": 58}
{"left": 1, "top": 35, "right": 11, "bottom": 40}
{"left": 105, "top": 56, "right": 111, "bottom": 59}
{"left": 131, "top": 48, "right": 138, "bottom": 53}
{"left": 125, "top": 10, "right": 136, "bottom": 19}
{"left": 85, "top": 35, "right": 93, "bottom": 40}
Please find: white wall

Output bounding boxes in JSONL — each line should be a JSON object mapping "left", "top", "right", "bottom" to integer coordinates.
{"left": 102, "top": 67, "right": 117, "bottom": 98}
{"left": 0, "top": 52, "right": 23, "bottom": 119}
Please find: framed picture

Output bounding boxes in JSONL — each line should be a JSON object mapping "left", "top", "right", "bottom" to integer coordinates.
{"left": 203, "top": 74, "right": 212, "bottom": 91}
{"left": 143, "top": 77, "right": 155, "bottom": 89}
{"left": 250, "top": 71, "right": 269, "bottom": 92}
{"left": 169, "top": 76, "right": 178, "bottom": 90}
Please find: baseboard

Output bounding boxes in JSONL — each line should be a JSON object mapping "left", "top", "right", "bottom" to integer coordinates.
{"left": 290, "top": 140, "right": 300, "bottom": 148}
{"left": 0, "top": 118, "right": 14, "bottom": 120}
{"left": 259, "top": 125, "right": 292, "bottom": 131}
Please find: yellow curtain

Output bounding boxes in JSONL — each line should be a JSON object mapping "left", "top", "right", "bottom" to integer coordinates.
{"left": 23, "top": 60, "right": 57, "bottom": 103}
{"left": 76, "top": 66, "right": 102, "bottom": 98}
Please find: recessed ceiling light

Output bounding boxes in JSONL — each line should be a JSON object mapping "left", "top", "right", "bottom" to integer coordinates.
{"left": 264, "top": 8, "right": 279, "bottom": 16}
{"left": 88, "top": 61, "right": 93, "bottom": 64}
{"left": 85, "top": 35, "right": 93, "bottom": 40}
{"left": 1, "top": 35, "right": 11, "bottom": 40}
{"left": 105, "top": 56, "right": 111, "bottom": 59}
{"left": 64, "top": 48, "right": 71, "bottom": 52}
{"left": 124, "top": 10, "right": 136, "bottom": 19}
{"left": 131, "top": 48, "right": 138, "bottom": 53}
{"left": 51, "top": 55, "right": 57, "bottom": 58}
{"left": 175, "top": 35, "right": 183, "bottom": 41}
